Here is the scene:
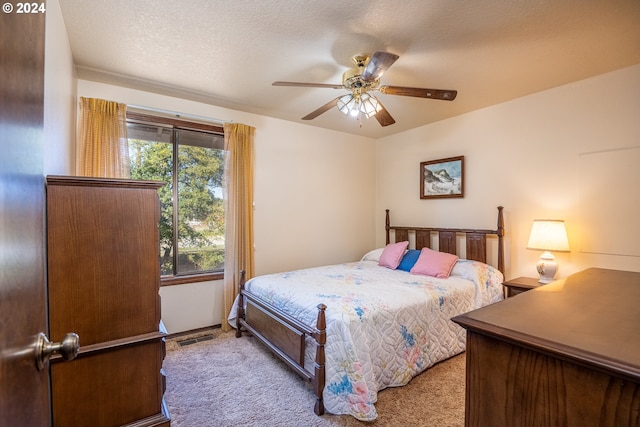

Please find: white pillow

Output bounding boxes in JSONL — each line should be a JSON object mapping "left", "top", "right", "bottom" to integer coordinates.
{"left": 361, "top": 248, "right": 385, "bottom": 262}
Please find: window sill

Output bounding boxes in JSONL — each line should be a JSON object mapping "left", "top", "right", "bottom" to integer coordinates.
{"left": 161, "top": 271, "right": 223, "bottom": 286}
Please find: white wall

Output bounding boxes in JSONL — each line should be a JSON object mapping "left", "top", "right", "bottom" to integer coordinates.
{"left": 159, "top": 281, "right": 221, "bottom": 333}
{"left": 44, "top": 0, "right": 75, "bottom": 175}
{"left": 76, "top": 80, "right": 376, "bottom": 333}
{"left": 376, "top": 64, "right": 640, "bottom": 280}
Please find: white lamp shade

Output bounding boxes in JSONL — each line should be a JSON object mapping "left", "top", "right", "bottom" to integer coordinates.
{"left": 527, "top": 220, "right": 570, "bottom": 252}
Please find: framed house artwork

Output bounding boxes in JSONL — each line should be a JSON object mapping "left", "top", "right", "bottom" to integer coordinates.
{"left": 420, "top": 156, "right": 464, "bottom": 199}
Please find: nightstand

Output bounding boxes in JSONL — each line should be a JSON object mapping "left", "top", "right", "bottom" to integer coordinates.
{"left": 502, "top": 276, "right": 541, "bottom": 298}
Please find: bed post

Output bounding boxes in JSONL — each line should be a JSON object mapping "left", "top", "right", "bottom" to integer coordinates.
{"left": 313, "top": 304, "right": 327, "bottom": 416}
{"left": 496, "top": 206, "right": 505, "bottom": 274}
{"left": 385, "top": 209, "right": 391, "bottom": 245}
{"left": 235, "top": 270, "right": 246, "bottom": 338}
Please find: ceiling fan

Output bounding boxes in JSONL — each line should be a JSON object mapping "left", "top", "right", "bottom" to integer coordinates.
{"left": 273, "top": 51, "right": 457, "bottom": 127}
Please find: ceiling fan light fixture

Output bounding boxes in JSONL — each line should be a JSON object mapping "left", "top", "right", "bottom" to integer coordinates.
{"left": 337, "top": 93, "right": 381, "bottom": 119}
{"left": 359, "top": 93, "right": 382, "bottom": 119}
{"left": 337, "top": 94, "right": 356, "bottom": 116}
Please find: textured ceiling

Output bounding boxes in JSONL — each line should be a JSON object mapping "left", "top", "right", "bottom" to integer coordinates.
{"left": 58, "top": 0, "right": 640, "bottom": 139}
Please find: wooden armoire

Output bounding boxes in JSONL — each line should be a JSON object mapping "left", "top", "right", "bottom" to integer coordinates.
{"left": 46, "top": 175, "right": 170, "bottom": 427}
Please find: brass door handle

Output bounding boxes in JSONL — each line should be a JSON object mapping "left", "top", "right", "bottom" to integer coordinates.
{"left": 35, "top": 332, "right": 79, "bottom": 370}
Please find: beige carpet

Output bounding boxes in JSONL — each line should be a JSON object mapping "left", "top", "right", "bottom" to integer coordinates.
{"left": 163, "top": 329, "right": 466, "bottom": 427}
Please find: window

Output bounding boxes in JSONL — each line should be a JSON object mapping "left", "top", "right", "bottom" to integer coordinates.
{"left": 127, "top": 112, "right": 225, "bottom": 284}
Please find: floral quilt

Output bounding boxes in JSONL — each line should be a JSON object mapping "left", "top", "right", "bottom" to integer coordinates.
{"left": 228, "top": 259, "right": 503, "bottom": 421}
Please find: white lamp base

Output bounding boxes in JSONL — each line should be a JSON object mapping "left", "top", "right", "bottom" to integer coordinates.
{"left": 536, "top": 251, "right": 557, "bottom": 284}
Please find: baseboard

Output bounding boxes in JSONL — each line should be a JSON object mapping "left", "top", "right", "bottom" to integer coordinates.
{"left": 165, "top": 324, "right": 221, "bottom": 340}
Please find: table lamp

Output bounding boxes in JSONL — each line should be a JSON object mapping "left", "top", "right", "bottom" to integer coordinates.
{"left": 526, "top": 219, "right": 570, "bottom": 283}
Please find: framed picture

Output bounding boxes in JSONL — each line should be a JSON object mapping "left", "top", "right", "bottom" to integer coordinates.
{"left": 420, "top": 156, "right": 464, "bottom": 199}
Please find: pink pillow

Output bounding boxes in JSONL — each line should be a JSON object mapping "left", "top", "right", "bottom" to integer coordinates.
{"left": 378, "top": 241, "right": 409, "bottom": 269}
{"left": 410, "top": 247, "right": 459, "bottom": 278}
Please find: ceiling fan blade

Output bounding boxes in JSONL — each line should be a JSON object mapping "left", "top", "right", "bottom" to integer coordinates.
{"left": 361, "top": 51, "right": 399, "bottom": 82}
{"left": 273, "top": 81, "right": 344, "bottom": 89}
{"left": 301, "top": 97, "right": 340, "bottom": 120}
{"left": 374, "top": 100, "right": 396, "bottom": 127}
{"left": 379, "top": 85, "right": 457, "bottom": 101}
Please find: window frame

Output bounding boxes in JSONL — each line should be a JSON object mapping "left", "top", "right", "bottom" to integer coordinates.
{"left": 126, "top": 111, "right": 225, "bottom": 286}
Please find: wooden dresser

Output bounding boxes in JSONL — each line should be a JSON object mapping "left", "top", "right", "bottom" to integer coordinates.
{"left": 453, "top": 268, "right": 640, "bottom": 427}
{"left": 46, "top": 176, "right": 170, "bottom": 427}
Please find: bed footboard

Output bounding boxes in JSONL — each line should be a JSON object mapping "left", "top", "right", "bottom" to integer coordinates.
{"left": 235, "top": 271, "right": 327, "bottom": 415}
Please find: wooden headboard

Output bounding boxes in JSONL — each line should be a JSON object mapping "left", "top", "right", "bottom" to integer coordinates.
{"left": 385, "top": 206, "right": 505, "bottom": 274}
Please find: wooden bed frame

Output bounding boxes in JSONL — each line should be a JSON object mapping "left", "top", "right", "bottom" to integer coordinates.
{"left": 235, "top": 206, "right": 505, "bottom": 416}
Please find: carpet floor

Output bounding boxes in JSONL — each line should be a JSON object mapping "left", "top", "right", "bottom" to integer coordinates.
{"left": 163, "top": 329, "right": 466, "bottom": 426}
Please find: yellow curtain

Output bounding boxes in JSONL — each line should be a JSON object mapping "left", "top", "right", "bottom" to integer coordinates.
{"left": 76, "top": 97, "right": 130, "bottom": 178}
{"left": 222, "top": 122, "right": 255, "bottom": 331}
